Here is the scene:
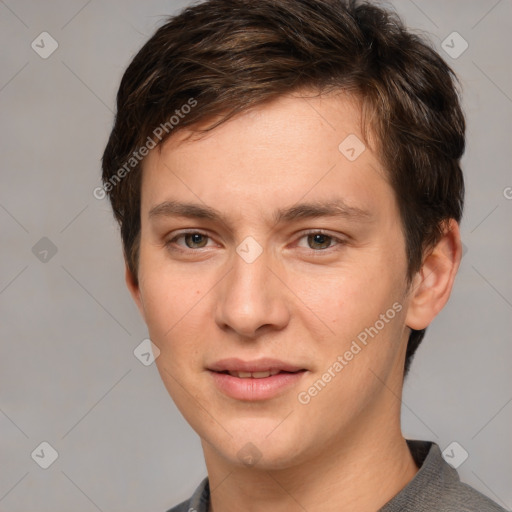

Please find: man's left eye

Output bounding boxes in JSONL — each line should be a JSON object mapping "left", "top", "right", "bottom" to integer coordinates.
{"left": 297, "top": 232, "right": 345, "bottom": 251}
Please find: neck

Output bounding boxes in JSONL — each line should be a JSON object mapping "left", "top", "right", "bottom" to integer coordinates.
{"left": 202, "top": 413, "right": 418, "bottom": 512}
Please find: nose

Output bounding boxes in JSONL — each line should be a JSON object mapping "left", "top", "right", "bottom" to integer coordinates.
{"left": 214, "top": 248, "right": 290, "bottom": 339}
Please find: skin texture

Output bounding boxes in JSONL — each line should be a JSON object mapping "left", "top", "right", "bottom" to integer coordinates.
{"left": 126, "top": 90, "right": 462, "bottom": 512}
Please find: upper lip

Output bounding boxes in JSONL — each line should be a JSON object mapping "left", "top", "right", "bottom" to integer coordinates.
{"left": 208, "top": 357, "right": 306, "bottom": 373}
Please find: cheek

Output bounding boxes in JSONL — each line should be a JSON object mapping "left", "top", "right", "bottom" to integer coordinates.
{"left": 300, "top": 262, "right": 393, "bottom": 326}
{"left": 137, "top": 245, "right": 199, "bottom": 330}
{"left": 137, "top": 260, "right": 212, "bottom": 381}
{"left": 137, "top": 277, "right": 191, "bottom": 372}
{"left": 297, "top": 256, "right": 407, "bottom": 371}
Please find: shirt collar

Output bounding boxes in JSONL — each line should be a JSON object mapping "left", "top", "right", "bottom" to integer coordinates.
{"left": 379, "top": 439, "right": 460, "bottom": 511}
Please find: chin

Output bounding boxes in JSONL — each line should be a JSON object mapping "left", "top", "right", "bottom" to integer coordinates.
{"left": 201, "top": 421, "right": 313, "bottom": 470}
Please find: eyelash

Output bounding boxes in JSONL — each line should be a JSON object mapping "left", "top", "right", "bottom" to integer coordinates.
{"left": 165, "top": 230, "right": 347, "bottom": 255}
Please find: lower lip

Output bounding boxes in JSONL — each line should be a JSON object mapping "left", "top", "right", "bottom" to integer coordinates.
{"left": 209, "top": 370, "right": 307, "bottom": 401}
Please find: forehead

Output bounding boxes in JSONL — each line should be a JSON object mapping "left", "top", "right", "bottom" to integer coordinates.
{"left": 139, "top": 91, "right": 392, "bottom": 223}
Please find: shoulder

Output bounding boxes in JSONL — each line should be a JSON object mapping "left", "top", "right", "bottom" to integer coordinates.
{"left": 439, "top": 478, "right": 508, "bottom": 512}
{"left": 380, "top": 440, "right": 507, "bottom": 512}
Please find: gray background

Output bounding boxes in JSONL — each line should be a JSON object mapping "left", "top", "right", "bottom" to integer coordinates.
{"left": 0, "top": 0, "right": 511, "bottom": 510}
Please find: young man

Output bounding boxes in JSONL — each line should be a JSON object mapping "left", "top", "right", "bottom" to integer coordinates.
{"left": 101, "top": 0, "right": 505, "bottom": 510}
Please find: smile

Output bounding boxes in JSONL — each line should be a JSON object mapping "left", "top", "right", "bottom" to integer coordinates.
{"left": 207, "top": 358, "right": 308, "bottom": 400}
{"left": 223, "top": 369, "right": 281, "bottom": 378}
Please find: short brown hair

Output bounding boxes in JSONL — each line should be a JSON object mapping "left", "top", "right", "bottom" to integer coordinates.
{"left": 101, "top": 0, "right": 465, "bottom": 376}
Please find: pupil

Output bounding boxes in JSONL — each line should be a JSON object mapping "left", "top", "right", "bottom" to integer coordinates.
{"left": 310, "top": 234, "right": 330, "bottom": 249}
{"left": 187, "top": 233, "right": 206, "bottom": 247}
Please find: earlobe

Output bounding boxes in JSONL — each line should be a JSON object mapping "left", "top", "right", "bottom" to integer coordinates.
{"left": 124, "top": 261, "right": 146, "bottom": 321}
{"left": 405, "top": 219, "right": 462, "bottom": 331}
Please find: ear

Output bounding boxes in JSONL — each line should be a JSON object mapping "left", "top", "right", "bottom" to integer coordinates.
{"left": 405, "top": 219, "right": 462, "bottom": 330}
{"left": 125, "top": 260, "right": 146, "bottom": 321}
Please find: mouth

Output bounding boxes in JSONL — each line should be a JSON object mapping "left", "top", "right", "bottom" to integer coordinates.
{"left": 213, "top": 369, "right": 304, "bottom": 378}
{"left": 207, "top": 358, "right": 308, "bottom": 401}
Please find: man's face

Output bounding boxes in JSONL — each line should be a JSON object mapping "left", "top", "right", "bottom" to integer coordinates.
{"left": 130, "top": 91, "right": 414, "bottom": 469}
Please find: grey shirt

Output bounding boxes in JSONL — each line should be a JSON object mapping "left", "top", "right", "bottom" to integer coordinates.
{"left": 166, "top": 439, "right": 507, "bottom": 511}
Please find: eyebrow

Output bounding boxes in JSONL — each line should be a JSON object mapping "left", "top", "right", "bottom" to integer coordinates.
{"left": 148, "top": 199, "right": 373, "bottom": 226}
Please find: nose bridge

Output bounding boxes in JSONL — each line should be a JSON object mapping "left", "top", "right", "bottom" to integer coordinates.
{"left": 214, "top": 244, "right": 288, "bottom": 337}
